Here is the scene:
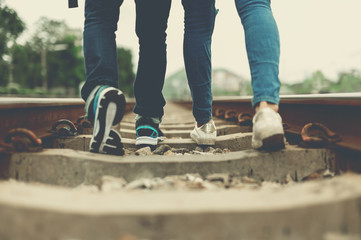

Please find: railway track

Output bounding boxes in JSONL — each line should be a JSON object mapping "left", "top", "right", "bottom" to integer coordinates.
{"left": 0, "top": 94, "right": 361, "bottom": 240}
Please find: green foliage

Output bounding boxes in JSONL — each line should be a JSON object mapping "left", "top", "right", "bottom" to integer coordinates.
{"left": 329, "top": 69, "right": 361, "bottom": 93}
{"left": 12, "top": 43, "right": 42, "bottom": 88}
{"left": 0, "top": 9, "right": 135, "bottom": 97}
{"left": 0, "top": 0, "right": 25, "bottom": 85}
{"left": 283, "top": 69, "right": 361, "bottom": 94}
{"left": 30, "top": 17, "right": 68, "bottom": 51}
{"left": 47, "top": 35, "right": 84, "bottom": 91}
{"left": 0, "top": 1, "right": 25, "bottom": 54}
{"left": 117, "top": 47, "right": 135, "bottom": 97}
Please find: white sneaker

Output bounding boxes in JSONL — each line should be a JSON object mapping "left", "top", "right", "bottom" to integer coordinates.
{"left": 190, "top": 120, "right": 217, "bottom": 145}
{"left": 252, "top": 107, "right": 285, "bottom": 150}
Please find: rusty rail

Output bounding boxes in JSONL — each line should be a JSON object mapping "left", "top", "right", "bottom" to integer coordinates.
{"left": 0, "top": 97, "right": 135, "bottom": 146}
{"left": 175, "top": 93, "right": 361, "bottom": 159}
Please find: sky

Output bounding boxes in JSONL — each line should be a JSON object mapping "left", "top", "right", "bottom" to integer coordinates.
{"left": 6, "top": 0, "right": 361, "bottom": 84}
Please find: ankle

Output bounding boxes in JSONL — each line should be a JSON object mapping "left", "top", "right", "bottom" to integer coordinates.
{"left": 255, "top": 101, "right": 279, "bottom": 113}
{"left": 197, "top": 119, "right": 213, "bottom": 128}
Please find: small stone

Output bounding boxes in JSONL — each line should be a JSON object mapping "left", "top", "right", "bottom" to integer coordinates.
{"left": 201, "top": 181, "right": 219, "bottom": 190}
{"left": 184, "top": 173, "right": 203, "bottom": 182}
{"left": 207, "top": 173, "right": 230, "bottom": 184}
{"left": 204, "top": 147, "right": 215, "bottom": 153}
{"left": 153, "top": 144, "right": 171, "bottom": 155}
{"left": 164, "top": 150, "right": 175, "bottom": 156}
{"left": 222, "top": 148, "right": 231, "bottom": 154}
{"left": 192, "top": 150, "right": 204, "bottom": 155}
{"left": 125, "top": 178, "right": 153, "bottom": 190}
{"left": 100, "top": 176, "right": 127, "bottom": 192}
{"left": 195, "top": 146, "right": 204, "bottom": 152}
{"left": 285, "top": 173, "right": 296, "bottom": 185}
{"left": 322, "top": 169, "right": 335, "bottom": 178}
{"left": 242, "top": 176, "right": 261, "bottom": 185}
{"left": 303, "top": 172, "right": 321, "bottom": 181}
{"left": 172, "top": 148, "right": 190, "bottom": 154}
{"left": 213, "top": 148, "right": 223, "bottom": 154}
{"left": 124, "top": 148, "right": 137, "bottom": 156}
{"left": 135, "top": 147, "right": 152, "bottom": 156}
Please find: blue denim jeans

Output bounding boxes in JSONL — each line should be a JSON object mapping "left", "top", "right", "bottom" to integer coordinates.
{"left": 183, "top": 0, "right": 280, "bottom": 123}
{"left": 235, "top": 0, "right": 281, "bottom": 107}
{"left": 182, "top": 0, "right": 217, "bottom": 125}
{"left": 81, "top": 0, "right": 280, "bottom": 123}
{"left": 81, "top": 0, "right": 124, "bottom": 101}
{"left": 81, "top": 0, "right": 171, "bottom": 120}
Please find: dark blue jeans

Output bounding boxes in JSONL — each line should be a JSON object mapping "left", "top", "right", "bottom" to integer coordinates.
{"left": 183, "top": 0, "right": 217, "bottom": 124}
{"left": 235, "top": 0, "right": 281, "bottom": 107}
{"left": 81, "top": 0, "right": 124, "bottom": 101}
{"left": 81, "top": 0, "right": 280, "bottom": 123}
{"left": 184, "top": 0, "right": 281, "bottom": 122}
{"left": 81, "top": 0, "right": 171, "bottom": 119}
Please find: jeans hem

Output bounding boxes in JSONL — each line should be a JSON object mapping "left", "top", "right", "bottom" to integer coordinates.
{"left": 133, "top": 104, "right": 164, "bottom": 119}
{"left": 252, "top": 96, "right": 280, "bottom": 108}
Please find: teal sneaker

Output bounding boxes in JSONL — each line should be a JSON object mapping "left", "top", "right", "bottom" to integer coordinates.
{"left": 85, "top": 85, "right": 126, "bottom": 155}
{"left": 135, "top": 117, "right": 164, "bottom": 148}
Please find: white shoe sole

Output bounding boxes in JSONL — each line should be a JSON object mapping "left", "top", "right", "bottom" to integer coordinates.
{"left": 190, "top": 132, "right": 216, "bottom": 146}
{"left": 89, "top": 88, "right": 125, "bottom": 155}
{"left": 135, "top": 136, "right": 159, "bottom": 146}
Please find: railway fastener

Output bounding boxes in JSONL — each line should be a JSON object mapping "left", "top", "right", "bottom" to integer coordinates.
{"left": 224, "top": 109, "right": 238, "bottom": 122}
{"left": 237, "top": 112, "right": 253, "bottom": 126}
{"left": 49, "top": 119, "right": 78, "bottom": 137}
{"left": 76, "top": 116, "right": 93, "bottom": 135}
{"left": 214, "top": 108, "right": 225, "bottom": 118}
{"left": 2, "top": 128, "right": 42, "bottom": 153}
{"left": 300, "top": 122, "right": 341, "bottom": 148}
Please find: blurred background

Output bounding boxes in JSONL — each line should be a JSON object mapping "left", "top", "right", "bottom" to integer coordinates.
{"left": 1, "top": 0, "right": 360, "bottom": 99}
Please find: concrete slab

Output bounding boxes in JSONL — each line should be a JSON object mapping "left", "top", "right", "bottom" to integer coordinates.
{"left": 52, "top": 132, "right": 253, "bottom": 151}
{"left": 3, "top": 146, "right": 334, "bottom": 188}
{"left": 0, "top": 174, "right": 360, "bottom": 240}
{"left": 120, "top": 125, "right": 251, "bottom": 139}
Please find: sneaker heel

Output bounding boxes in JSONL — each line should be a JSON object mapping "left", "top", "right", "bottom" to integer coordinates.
{"left": 260, "top": 134, "right": 285, "bottom": 151}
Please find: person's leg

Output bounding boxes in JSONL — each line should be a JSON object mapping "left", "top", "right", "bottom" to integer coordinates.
{"left": 182, "top": 0, "right": 217, "bottom": 145}
{"left": 81, "top": 0, "right": 126, "bottom": 155}
{"left": 133, "top": 0, "right": 171, "bottom": 147}
{"left": 182, "top": 0, "right": 216, "bottom": 125}
{"left": 133, "top": 0, "right": 172, "bottom": 119}
{"left": 235, "top": 0, "right": 284, "bottom": 150}
{"left": 235, "top": 0, "right": 280, "bottom": 110}
{"left": 81, "top": 0, "right": 124, "bottom": 101}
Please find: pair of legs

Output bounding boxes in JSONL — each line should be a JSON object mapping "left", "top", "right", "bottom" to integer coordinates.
{"left": 133, "top": 0, "right": 216, "bottom": 126}
{"left": 81, "top": 0, "right": 172, "bottom": 149}
{"left": 81, "top": 0, "right": 170, "bottom": 107}
{"left": 80, "top": 0, "right": 218, "bottom": 148}
{"left": 186, "top": 0, "right": 284, "bottom": 148}
{"left": 134, "top": 0, "right": 218, "bottom": 146}
{"left": 130, "top": 0, "right": 281, "bottom": 127}
{"left": 80, "top": 0, "right": 283, "bottom": 152}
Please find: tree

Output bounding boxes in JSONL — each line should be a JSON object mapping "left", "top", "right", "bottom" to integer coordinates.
{"left": 0, "top": 0, "right": 25, "bottom": 86}
{"left": 117, "top": 47, "right": 135, "bottom": 97}
{"left": 290, "top": 70, "right": 332, "bottom": 94}
{"left": 329, "top": 69, "right": 361, "bottom": 93}
{"left": 12, "top": 43, "right": 41, "bottom": 88}
{"left": 29, "top": 17, "right": 69, "bottom": 90}
{"left": 47, "top": 34, "right": 84, "bottom": 93}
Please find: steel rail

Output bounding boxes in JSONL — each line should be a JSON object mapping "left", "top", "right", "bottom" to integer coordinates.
{"left": 175, "top": 93, "right": 361, "bottom": 154}
{"left": 1, "top": 94, "right": 360, "bottom": 153}
{"left": 0, "top": 97, "right": 135, "bottom": 143}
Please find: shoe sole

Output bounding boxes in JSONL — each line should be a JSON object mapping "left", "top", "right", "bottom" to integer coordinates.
{"left": 258, "top": 134, "right": 285, "bottom": 151}
{"left": 190, "top": 133, "right": 216, "bottom": 146}
{"left": 135, "top": 136, "right": 158, "bottom": 146}
{"left": 90, "top": 88, "right": 126, "bottom": 155}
